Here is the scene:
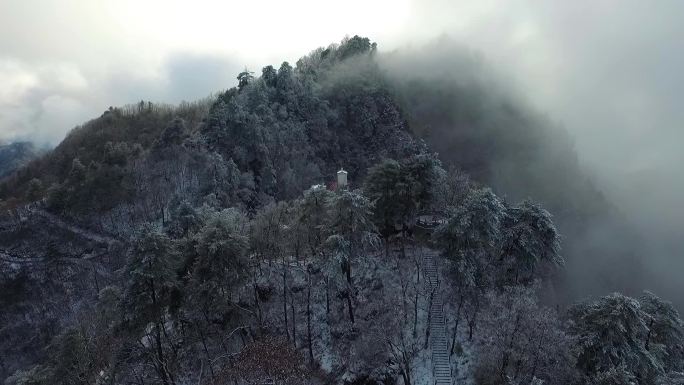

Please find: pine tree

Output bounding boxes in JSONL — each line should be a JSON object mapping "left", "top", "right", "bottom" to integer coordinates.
{"left": 122, "top": 226, "right": 180, "bottom": 385}
{"left": 326, "top": 189, "right": 377, "bottom": 324}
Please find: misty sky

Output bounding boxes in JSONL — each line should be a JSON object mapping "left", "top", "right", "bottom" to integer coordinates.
{"left": 1, "top": 1, "right": 683, "bottom": 270}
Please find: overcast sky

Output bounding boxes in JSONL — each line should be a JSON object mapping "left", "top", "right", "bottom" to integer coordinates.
{"left": 1, "top": 0, "right": 682, "bottom": 227}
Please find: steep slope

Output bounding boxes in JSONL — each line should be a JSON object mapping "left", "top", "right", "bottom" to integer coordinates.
{"left": 379, "top": 43, "right": 646, "bottom": 304}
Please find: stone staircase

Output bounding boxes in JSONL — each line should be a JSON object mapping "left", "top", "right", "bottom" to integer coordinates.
{"left": 423, "top": 254, "right": 452, "bottom": 385}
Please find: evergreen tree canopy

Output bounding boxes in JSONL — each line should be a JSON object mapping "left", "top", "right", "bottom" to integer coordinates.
{"left": 567, "top": 292, "right": 684, "bottom": 383}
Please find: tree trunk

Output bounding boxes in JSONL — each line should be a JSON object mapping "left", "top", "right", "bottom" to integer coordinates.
{"left": 343, "top": 258, "right": 355, "bottom": 324}
{"left": 513, "top": 359, "right": 523, "bottom": 380}
{"left": 325, "top": 277, "right": 330, "bottom": 317}
{"left": 401, "top": 368, "right": 411, "bottom": 385}
{"left": 499, "top": 314, "right": 521, "bottom": 380}
{"left": 528, "top": 334, "right": 545, "bottom": 383}
{"left": 92, "top": 264, "right": 100, "bottom": 294}
{"left": 425, "top": 289, "right": 434, "bottom": 349}
{"left": 282, "top": 258, "right": 289, "bottom": 340}
{"left": 291, "top": 292, "right": 297, "bottom": 348}
{"left": 196, "top": 322, "right": 215, "bottom": 381}
{"left": 450, "top": 294, "right": 464, "bottom": 356}
{"left": 346, "top": 288, "right": 355, "bottom": 324}
{"left": 307, "top": 277, "right": 314, "bottom": 365}
{"left": 149, "top": 277, "right": 173, "bottom": 385}
{"left": 414, "top": 257, "right": 421, "bottom": 284}
{"left": 402, "top": 282, "right": 408, "bottom": 324}
{"left": 253, "top": 265, "right": 262, "bottom": 328}
{"left": 413, "top": 290, "right": 419, "bottom": 337}
{"left": 467, "top": 298, "right": 480, "bottom": 342}
{"left": 344, "top": 258, "right": 352, "bottom": 286}
{"left": 400, "top": 226, "right": 406, "bottom": 259}
{"left": 645, "top": 318, "right": 654, "bottom": 351}
{"left": 154, "top": 322, "right": 171, "bottom": 385}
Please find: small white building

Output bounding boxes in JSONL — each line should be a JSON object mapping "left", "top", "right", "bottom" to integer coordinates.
{"left": 337, "top": 168, "right": 348, "bottom": 189}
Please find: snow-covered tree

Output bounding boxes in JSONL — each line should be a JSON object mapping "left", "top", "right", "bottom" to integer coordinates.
{"left": 5, "top": 329, "right": 94, "bottom": 385}
{"left": 431, "top": 166, "right": 471, "bottom": 213}
{"left": 372, "top": 294, "right": 421, "bottom": 385}
{"left": 165, "top": 199, "right": 201, "bottom": 238}
{"left": 590, "top": 365, "right": 638, "bottom": 385}
{"left": 364, "top": 158, "right": 403, "bottom": 250}
{"left": 435, "top": 188, "right": 506, "bottom": 339}
{"left": 184, "top": 208, "right": 249, "bottom": 349}
{"left": 567, "top": 292, "right": 684, "bottom": 384}
{"left": 121, "top": 226, "right": 180, "bottom": 385}
{"left": 237, "top": 69, "right": 254, "bottom": 91}
{"left": 656, "top": 371, "right": 684, "bottom": 385}
{"left": 191, "top": 208, "right": 248, "bottom": 291}
{"left": 500, "top": 199, "right": 563, "bottom": 285}
{"left": 364, "top": 154, "right": 442, "bottom": 256}
{"left": 250, "top": 201, "right": 295, "bottom": 337}
{"left": 250, "top": 201, "right": 291, "bottom": 264}
{"left": 434, "top": 187, "right": 506, "bottom": 259}
{"left": 296, "top": 184, "right": 334, "bottom": 259}
{"left": 639, "top": 291, "right": 684, "bottom": 372}
{"left": 326, "top": 189, "right": 378, "bottom": 324}
{"left": 473, "top": 286, "right": 576, "bottom": 385}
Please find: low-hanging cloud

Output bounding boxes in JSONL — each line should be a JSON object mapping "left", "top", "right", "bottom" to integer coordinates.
{"left": 0, "top": 59, "right": 92, "bottom": 145}
{"left": 378, "top": 0, "right": 684, "bottom": 308}
{"left": 0, "top": 53, "right": 243, "bottom": 146}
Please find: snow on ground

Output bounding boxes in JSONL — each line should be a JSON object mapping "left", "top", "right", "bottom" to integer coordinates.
{"left": 440, "top": 254, "right": 476, "bottom": 385}
{"left": 243, "top": 244, "right": 453, "bottom": 384}
{"left": 412, "top": 346, "right": 434, "bottom": 385}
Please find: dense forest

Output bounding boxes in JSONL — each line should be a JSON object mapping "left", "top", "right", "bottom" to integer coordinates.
{"left": 0, "top": 36, "right": 682, "bottom": 385}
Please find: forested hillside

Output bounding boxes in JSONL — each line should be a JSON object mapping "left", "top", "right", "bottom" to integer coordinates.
{"left": 377, "top": 42, "right": 646, "bottom": 305}
{"left": 0, "top": 36, "right": 682, "bottom": 385}
{"left": 0, "top": 142, "right": 43, "bottom": 178}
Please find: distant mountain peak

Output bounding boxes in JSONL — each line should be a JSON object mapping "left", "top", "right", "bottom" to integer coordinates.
{"left": 0, "top": 141, "right": 43, "bottom": 178}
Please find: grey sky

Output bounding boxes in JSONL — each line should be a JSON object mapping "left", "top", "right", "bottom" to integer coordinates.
{"left": 1, "top": 1, "right": 682, "bottom": 277}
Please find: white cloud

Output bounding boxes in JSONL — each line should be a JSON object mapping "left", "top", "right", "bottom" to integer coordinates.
{"left": 0, "top": 58, "right": 96, "bottom": 144}
{"left": 0, "top": 60, "right": 39, "bottom": 106}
